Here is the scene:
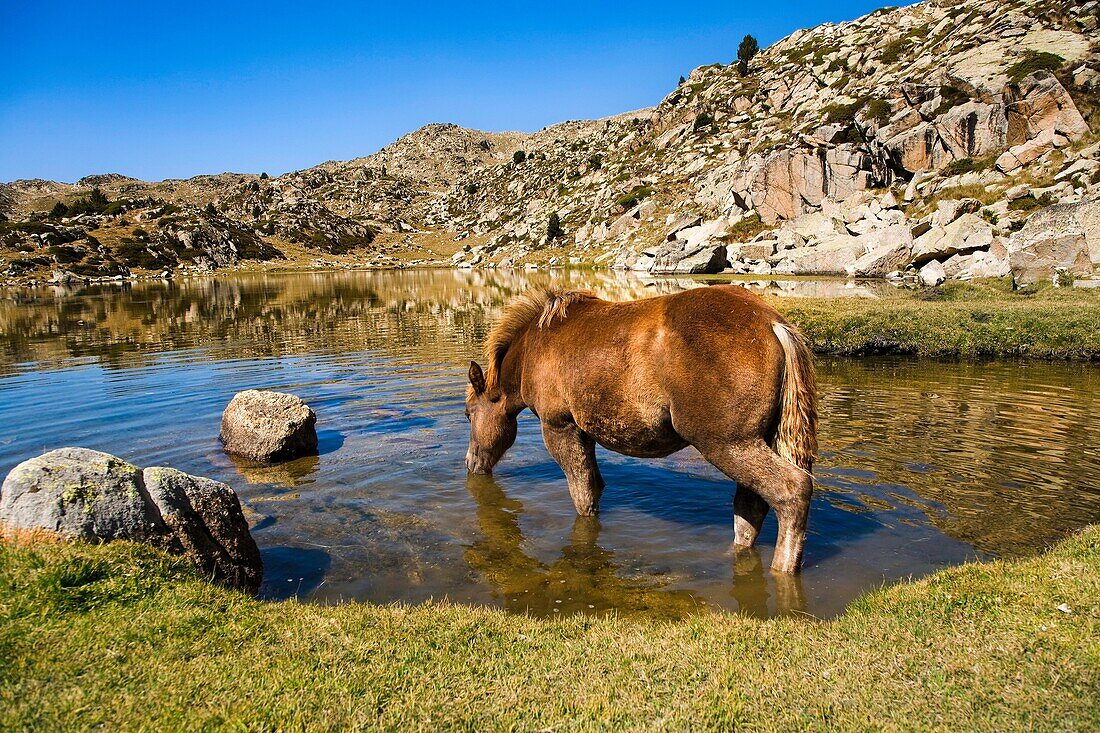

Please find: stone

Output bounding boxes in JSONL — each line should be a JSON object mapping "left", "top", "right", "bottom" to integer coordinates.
{"left": 220, "top": 390, "right": 318, "bottom": 462}
{"left": 1, "top": 448, "right": 263, "bottom": 593}
{"left": 771, "top": 235, "right": 865, "bottom": 275}
{"left": 1007, "top": 200, "right": 1100, "bottom": 286}
{"left": 910, "top": 213, "right": 995, "bottom": 266}
{"left": 845, "top": 225, "right": 914, "bottom": 278}
{"left": 919, "top": 259, "right": 946, "bottom": 287}
{"left": 0, "top": 448, "right": 160, "bottom": 542}
{"left": 727, "top": 241, "right": 775, "bottom": 262}
{"left": 649, "top": 241, "right": 728, "bottom": 274}
{"left": 144, "top": 467, "right": 263, "bottom": 594}
{"left": 664, "top": 214, "right": 702, "bottom": 241}
{"left": 996, "top": 130, "right": 1056, "bottom": 173}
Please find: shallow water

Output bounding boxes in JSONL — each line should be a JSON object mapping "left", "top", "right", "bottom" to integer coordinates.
{"left": 1, "top": 269, "right": 1098, "bottom": 618}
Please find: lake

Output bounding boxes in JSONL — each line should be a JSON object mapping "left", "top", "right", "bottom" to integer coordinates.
{"left": 1, "top": 269, "right": 1098, "bottom": 618}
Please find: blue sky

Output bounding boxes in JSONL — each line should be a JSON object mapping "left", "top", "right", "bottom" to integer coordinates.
{"left": 0, "top": 1, "right": 886, "bottom": 182}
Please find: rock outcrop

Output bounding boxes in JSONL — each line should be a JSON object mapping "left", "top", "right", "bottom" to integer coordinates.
{"left": 220, "top": 390, "right": 318, "bottom": 462}
{"left": 0, "top": 448, "right": 262, "bottom": 593}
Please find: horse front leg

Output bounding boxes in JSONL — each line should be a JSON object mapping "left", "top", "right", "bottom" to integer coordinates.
{"left": 541, "top": 419, "right": 605, "bottom": 516}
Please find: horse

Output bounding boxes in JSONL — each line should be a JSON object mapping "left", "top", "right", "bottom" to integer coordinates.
{"left": 464, "top": 284, "right": 817, "bottom": 574}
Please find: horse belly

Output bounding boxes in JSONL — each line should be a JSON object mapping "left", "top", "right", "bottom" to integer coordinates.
{"left": 576, "top": 403, "right": 687, "bottom": 458}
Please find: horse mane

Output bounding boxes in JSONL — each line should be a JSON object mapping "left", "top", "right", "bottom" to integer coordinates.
{"left": 484, "top": 289, "right": 597, "bottom": 388}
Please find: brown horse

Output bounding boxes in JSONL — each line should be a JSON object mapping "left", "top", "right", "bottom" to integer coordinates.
{"left": 464, "top": 285, "right": 817, "bottom": 574}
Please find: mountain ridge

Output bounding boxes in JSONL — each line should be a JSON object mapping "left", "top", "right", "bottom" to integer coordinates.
{"left": 2, "top": 0, "right": 1098, "bottom": 285}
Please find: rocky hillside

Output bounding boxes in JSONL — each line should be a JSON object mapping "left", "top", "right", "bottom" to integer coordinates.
{"left": 2, "top": 0, "right": 1098, "bottom": 287}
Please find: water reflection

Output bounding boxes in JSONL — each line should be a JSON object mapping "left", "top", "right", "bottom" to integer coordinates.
{"left": 0, "top": 270, "right": 1097, "bottom": 618}
{"left": 465, "top": 474, "right": 703, "bottom": 619}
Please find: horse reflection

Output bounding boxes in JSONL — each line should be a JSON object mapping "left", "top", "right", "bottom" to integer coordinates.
{"left": 464, "top": 474, "right": 702, "bottom": 619}
{"left": 465, "top": 474, "right": 806, "bottom": 619}
{"left": 730, "top": 547, "right": 807, "bottom": 618}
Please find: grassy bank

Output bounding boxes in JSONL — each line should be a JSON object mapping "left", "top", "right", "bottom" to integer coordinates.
{"left": 768, "top": 280, "right": 1100, "bottom": 360}
{"left": 2, "top": 528, "right": 1098, "bottom": 731}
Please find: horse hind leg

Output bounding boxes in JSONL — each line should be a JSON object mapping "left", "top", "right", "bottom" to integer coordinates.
{"left": 733, "top": 485, "right": 769, "bottom": 549}
{"left": 702, "top": 440, "right": 813, "bottom": 574}
{"left": 541, "top": 419, "right": 605, "bottom": 516}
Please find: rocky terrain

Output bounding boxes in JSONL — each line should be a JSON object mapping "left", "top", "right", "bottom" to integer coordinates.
{"left": 2, "top": 0, "right": 1098, "bottom": 287}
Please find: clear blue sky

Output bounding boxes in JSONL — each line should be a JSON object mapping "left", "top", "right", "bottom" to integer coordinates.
{"left": 1, "top": 1, "right": 886, "bottom": 183}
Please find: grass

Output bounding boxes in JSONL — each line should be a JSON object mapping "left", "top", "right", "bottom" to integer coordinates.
{"left": 1, "top": 526, "right": 1098, "bottom": 730}
{"left": 770, "top": 280, "right": 1100, "bottom": 359}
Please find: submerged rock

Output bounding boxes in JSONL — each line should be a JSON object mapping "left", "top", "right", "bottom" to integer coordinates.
{"left": 0, "top": 448, "right": 263, "bottom": 593}
{"left": 220, "top": 390, "right": 318, "bottom": 462}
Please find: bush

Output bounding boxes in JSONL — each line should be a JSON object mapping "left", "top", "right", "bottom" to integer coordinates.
{"left": 588, "top": 154, "right": 602, "bottom": 171}
{"left": 616, "top": 185, "right": 653, "bottom": 210}
{"left": 48, "top": 201, "right": 70, "bottom": 219}
{"left": 1007, "top": 51, "right": 1064, "bottom": 83}
{"left": 260, "top": 172, "right": 269, "bottom": 180}
{"left": 513, "top": 150, "right": 526, "bottom": 164}
{"left": 823, "top": 98, "right": 867, "bottom": 125}
{"left": 693, "top": 111, "right": 714, "bottom": 132}
{"left": 67, "top": 188, "right": 111, "bottom": 216}
{"left": 465, "top": 183, "right": 479, "bottom": 195}
{"left": 866, "top": 98, "right": 892, "bottom": 126}
{"left": 880, "top": 38, "right": 911, "bottom": 63}
{"left": 546, "top": 212, "right": 563, "bottom": 241}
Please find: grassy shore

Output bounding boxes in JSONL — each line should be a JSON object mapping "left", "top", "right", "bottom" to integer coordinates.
{"left": 767, "top": 280, "right": 1100, "bottom": 360}
{"left": 2, "top": 528, "right": 1097, "bottom": 731}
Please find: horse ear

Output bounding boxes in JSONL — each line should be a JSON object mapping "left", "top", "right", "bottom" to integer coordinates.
{"left": 468, "top": 361, "right": 486, "bottom": 395}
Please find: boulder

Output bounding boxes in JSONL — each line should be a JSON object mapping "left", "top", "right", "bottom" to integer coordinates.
{"left": 649, "top": 241, "right": 728, "bottom": 274}
{"left": 846, "top": 225, "right": 914, "bottom": 278}
{"left": 910, "top": 213, "right": 995, "bottom": 267}
{"left": 144, "top": 467, "right": 263, "bottom": 594}
{"left": 0, "top": 448, "right": 263, "bottom": 594}
{"left": 996, "top": 130, "right": 1055, "bottom": 173}
{"left": 771, "top": 235, "right": 865, "bottom": 275}
{"left": 220, "top": 390, "right": 318, "bottom": 462}
{"left": 919, "top": 259, "right": 946, "bottom": 287}
{"left": 0, "top": 448, "right": 160, "bottom": 542}
{"left": 1007, "top": 200, "right": 1100, "bottom": 286}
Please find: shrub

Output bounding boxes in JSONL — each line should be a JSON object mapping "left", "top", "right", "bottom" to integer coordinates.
{"left": 678, "top": 75, "right": 685, "bottom": 85}
{"left": 616, "top": 185, "right": 653, "bottom": 210}
{"left": 48, "top": 201, "right": 70, "bottom": 219}
{"left": 823, "top": 97, "right": 867, "bottom": 124}
{"left": 693, "top": 111, "right": 714, "bottom": 132}
{"left": 67, "top": 188, "right": 111, "bottom": 216}
{"left": 465, "top": 183, "right": 479, "bottom": 195}
{"left": 588, "top": 154, "right": 602, "bottom": 170}
{"left": 546, "top": 212, "right": 563, "bottom": 241}
{"left": 513, "top": 150, "right": 526, "bottom": 164}
{"left": 260, "top": 172, "right": 269, "bottom": 180}
{"left": 1006, "top": 51, "right": 1064, "bottom": 83}
{"left": 866, "top": 98, "right": 892, "bottom": 125}
{"left": 1008, "top": 192, "right": 1056, "bottom": 213}
{"left": 880, "top": 38, "right": 911, "bottom": 63}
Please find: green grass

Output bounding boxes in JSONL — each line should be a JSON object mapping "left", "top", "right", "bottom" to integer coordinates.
{"left": 2, "top": 527, "right": 1098, "bottom": 730}
{"left": 772, "top": 280, "right": 1100, "bottom": 359}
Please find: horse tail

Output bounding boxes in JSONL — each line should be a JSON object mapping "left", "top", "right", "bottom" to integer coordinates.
{"left": 771, "top": 322, "right": 818, "bottom": 473}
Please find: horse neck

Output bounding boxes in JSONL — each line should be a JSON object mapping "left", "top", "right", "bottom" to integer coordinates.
{"left": 496, "top": 333, "right": 529, "bottom": 414}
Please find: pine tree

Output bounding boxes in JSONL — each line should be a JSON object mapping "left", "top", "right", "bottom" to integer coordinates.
{"left": 546, "top": 211, "right": 563, "bottom": 241}
{"left": 737, "top": 34, "right": 760, "bottom": 75}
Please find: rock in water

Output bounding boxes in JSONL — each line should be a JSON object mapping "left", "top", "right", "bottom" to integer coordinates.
{"left": 220, "top": 390, "right": 318, "bottom": 462}
{"left": 144, "top": 467, "right": 263, "bottom": 594}
{"left": 0, "top": 448, "right": 263, "bottom": 594}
